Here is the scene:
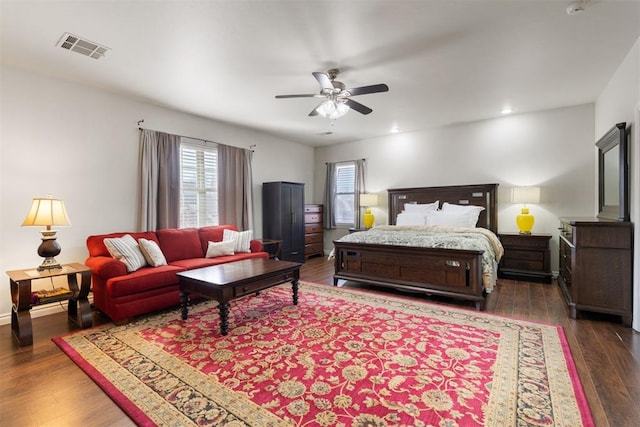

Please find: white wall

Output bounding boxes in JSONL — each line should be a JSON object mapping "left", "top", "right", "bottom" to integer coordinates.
{"left": 595, "top": 37, "right": 640, "bottom": 331}
{"left": 0, "top": 65, "right": 314, "bottom": 322}
{"left": 314, "top": 104, "right": 596, "bottom": 273}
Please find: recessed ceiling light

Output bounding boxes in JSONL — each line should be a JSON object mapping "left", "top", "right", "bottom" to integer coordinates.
{"left": 390, "top": 126, "right": 400, "bottom": 133}
{"left": 501, "top": 107, "right": 513, "bottom": 115}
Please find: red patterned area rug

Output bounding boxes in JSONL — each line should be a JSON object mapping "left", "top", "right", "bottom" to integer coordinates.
{"left": 53, "top": 281, "right": 593, "bottom": 427}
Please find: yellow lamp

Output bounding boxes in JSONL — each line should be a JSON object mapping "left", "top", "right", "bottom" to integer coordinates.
{"left": 512, "top": 187, "right": 540, "bottom": 234}
{"left": 360, "top": 193, "right": 378, "bottom": 229}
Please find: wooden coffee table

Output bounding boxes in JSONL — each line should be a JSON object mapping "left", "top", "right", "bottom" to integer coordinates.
{"left": 176, "top": 258, "right": 301, "bottom": 335}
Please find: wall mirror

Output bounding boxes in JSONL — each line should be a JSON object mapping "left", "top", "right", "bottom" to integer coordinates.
{"left": 597, "top": 122, "right": 629, "bottom": 221}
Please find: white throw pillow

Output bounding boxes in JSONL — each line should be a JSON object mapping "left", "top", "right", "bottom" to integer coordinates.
{"left": 440, "top": 203, "right": 485, "bottom": 227}
{"left": 425, "top": 211, "right": 475, "bottom": 228}
{"left": 396, "top": 212, "right": 428, "bottom": 226}
{"left": 138, "top": 238, "right": 167, "bottom": 267}
{"left": 206, "top": 240, "right": 236, "bottom": 258}
{"left": 403, "top": 201, "right": 439, "bottom": 213}
{"left": 222, "top": 229, "right": 253, "bottom": 253}
{"left": 103, "top": 234, "right": 148, "bottom": 272}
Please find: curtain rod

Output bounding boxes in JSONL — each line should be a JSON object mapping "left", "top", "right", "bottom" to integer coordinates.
{"left": 325, "top": 158, "right": 366, "bottom": 165}
{"left": 137, "top": 119, "right": 255, "bottom": 151}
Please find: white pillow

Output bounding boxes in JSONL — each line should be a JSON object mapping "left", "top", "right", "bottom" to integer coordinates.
{"left": 396, "top": 212, "right": 427, "bottom": 226}
{"left": 403, "top": 201, "right": 439, "bottom": 214}
{"left": 425, "top": 211, "right": 475, "bottom": 228}
{"left": 206, "top": 240, "right": 236, "bottom": 258}
{"left": 222, "top": 229, "right": 253, "bottom": 253}
{"left": 103, "top": 234, "right": 148, "bottom": 272}
{"left": 441, "top": 203, "right": 485, "bottom": 227}
{"left": 138, "top": 238, "right": 167, "bottom": 267}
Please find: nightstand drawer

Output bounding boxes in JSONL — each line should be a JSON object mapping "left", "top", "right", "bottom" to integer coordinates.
{"left": 499, "top": 234, "right": 549, "bottom": 249}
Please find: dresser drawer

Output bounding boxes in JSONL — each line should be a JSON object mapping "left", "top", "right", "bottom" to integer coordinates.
{"left": 305, "top": 243, "right": 323, "bottom": 255}
{"left": 305, "top": 223, "right": 322, "bottom": 234}
{"left": 305, "top": 213, "right": 321, "bottom": 223}
{"left": 305, "top": 233, "right": 323, "bottom": 244}
{"left": 305, "top": 205, "right": 323, "bottom": 213}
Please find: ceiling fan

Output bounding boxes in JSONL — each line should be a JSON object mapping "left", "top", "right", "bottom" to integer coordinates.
{"left": 275, "top": 69, "right": 389, "bottom": 119}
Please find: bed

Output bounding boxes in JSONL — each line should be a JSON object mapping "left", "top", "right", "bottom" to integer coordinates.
{"left": 332, "top": 183, "right": 502, "bottom": 310}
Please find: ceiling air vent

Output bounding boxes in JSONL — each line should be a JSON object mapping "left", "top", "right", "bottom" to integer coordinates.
{"left": 56, "top": 33, "right": 110, "bottom": 59}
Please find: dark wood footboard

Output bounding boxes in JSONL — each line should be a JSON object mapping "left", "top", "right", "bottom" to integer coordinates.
{"left": 333, "top": 241, "right": 486, "bottom": 310}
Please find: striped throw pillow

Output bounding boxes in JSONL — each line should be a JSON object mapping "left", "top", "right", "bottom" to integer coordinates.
{"left": 222, "top": 229, "right": 253, "bottom": 253}
{"left": 103, "top": 234, "right": 148, "bottom": 272}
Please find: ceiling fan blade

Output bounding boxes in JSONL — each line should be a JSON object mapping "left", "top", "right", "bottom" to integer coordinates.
{"left": 312, "top": 72, "right": 334, "bottom": 90}
{"left": 345, "top": 83, "right": 389, "bottom": 96}
{"left": 344, "top": 98, "right": 373, "bottom": 115}
{"left": 275, "top": 94, "right": 317, "bottom": 99}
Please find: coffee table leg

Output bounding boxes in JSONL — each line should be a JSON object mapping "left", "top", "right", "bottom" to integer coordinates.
{"left": 292, "top": 279, "right": 299, "bottom": 305}
{"left": 180, "top": 289, "right": 189, "bottom": 320}
{"left": 219, "top": 303, "right": 229, "bottom": 335}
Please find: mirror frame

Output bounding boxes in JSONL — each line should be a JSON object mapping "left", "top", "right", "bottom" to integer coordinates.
{"left": 596, "top": 122, "right": 629, "bottom": 221}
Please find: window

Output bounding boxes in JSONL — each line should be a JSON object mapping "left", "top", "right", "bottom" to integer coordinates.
{"left": 180, "top": 139, "right": 218, "bottom": 227}
{"left": 334, "top": 162, "right": 356, "bottom": 225}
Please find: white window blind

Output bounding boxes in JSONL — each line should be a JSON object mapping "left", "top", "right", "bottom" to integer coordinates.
{"left": 180, "top": 139, "right": 218, "bottom": 227}
{"left": 335, "top": 162, "right": 356, "bottom": 225}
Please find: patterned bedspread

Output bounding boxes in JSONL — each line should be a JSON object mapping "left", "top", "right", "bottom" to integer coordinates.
{"left": 336, "top": 225, "right": 504, "bottom": 292}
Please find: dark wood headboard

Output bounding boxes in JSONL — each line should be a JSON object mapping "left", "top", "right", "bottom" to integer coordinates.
{"left": 387, "top": 183, "right": 499, "bottom": 233}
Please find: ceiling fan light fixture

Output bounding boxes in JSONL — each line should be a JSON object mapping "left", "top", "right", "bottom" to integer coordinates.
{"left": 316, "top": 99, "right": 349, "bottom": 120}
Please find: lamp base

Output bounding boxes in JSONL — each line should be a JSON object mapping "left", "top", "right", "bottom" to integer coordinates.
{"left": 516, "top": 207, "right": 535, "bottom": 234}
{"left": 38, "top": 257, "right": 63, "bottom": 271}
{"left": 37, "top": 230, "right": 63, "bottom": 271}
{"left": 363, "top": 208, "right": 375, "bottom": 229}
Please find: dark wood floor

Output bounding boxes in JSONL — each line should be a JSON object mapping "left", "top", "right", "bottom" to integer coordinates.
{"left": 1, "top": 256, "right": 639, "bottom": 426}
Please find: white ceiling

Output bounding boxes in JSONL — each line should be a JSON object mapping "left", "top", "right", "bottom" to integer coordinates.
{"left": 1, "top": 1, "right": 639, "bottom": 146}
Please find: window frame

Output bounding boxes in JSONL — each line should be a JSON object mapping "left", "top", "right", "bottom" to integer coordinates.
{"left": 334, "top": 161, "right": 357, "bottom": 227}
{"left": 179, "top": 138, "right": 219, "bottom": 228}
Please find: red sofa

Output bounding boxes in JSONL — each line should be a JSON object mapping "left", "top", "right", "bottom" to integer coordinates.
{"left": 85, "top": 225, "right": 268, "bottom": 323}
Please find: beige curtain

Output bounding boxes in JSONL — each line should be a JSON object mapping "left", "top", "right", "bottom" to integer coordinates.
{"left": 138, "top": 129, "right": 180, "bottom": 231}
{"left": 323, "top": 162, "right": 337, "bottom": 229}
{"left": 217, "top": 143, "right": 253, "bottom": 230}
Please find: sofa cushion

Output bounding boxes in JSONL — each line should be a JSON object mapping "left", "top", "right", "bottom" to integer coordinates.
{"left": 170, "top": 251, "right": 269, "bottom": 270}
{"left": 138, "top": 238, "right": 168, "bottom": 267}
{"left": 103, "top": 234, "right": 148, "bottom": 272}
{"left": 223, "top": 229, "right": 253, "bottom": 253}
{"left": 156, "top": 228, "right": 204, "bottom": 262}
{"left": 198, "top": 225, "right": 238, "bottom": 254}
{"left": 87, "top": 231, "right": 158, "bottom": 258}
{"left": 205, "top": 240, "right": 235, "bottom": 258}
{"left": 106, "top": 264, "right": 184, "bottom": 298}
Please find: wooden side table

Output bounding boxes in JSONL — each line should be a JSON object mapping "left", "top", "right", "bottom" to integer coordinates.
{"left": 498, "top": 233, "right": 552, "bottom": 283}
{"left": 7, "top": 263, "right": 92, "bottom": 346}
{"left": 256, "top": 239, "right": 283, "bottom": 260}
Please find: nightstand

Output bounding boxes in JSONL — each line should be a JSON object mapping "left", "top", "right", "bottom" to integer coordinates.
{"left": 498, "top": 233, "right": 552, "bottom": 283}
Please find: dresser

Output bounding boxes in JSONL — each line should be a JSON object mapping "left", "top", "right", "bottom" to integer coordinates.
{"left": 558, "top": 217, "right": 632, "bottom": 326}
{"left": 262, "top": 182, "right": 305, "bottom": 263}
{"left": 498, "top": 233, "right": 552, "bottom": 283}
{"left": 304, "top": 204, "right": 324, "bottom": 259}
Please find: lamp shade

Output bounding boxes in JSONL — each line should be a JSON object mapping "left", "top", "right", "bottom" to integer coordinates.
{"left": 511, "top": 187, "right": 540, "bottom": 205}
{"left": 22, "top": 196, "right": 71, "bottom": 228}
{"left": 359, "top": 193, "right": 378, "bottom": 207}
